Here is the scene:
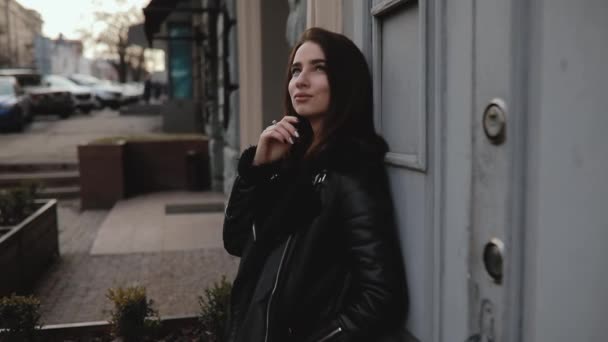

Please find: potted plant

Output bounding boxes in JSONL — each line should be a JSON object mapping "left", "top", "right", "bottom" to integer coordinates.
{"left": 106, "top": 285, "right": 161, "bottom": 342}
{"left": 0, "top": 294, "right": 42, "bottom": 341}
{"left": 0, "top": 184, "right": 59, "bottom": 297}
{"left": 0, "top": 183, "right": 38, "bottom": 226}
{"left": 197, "top": 276, "right": 232, "bottom": 342}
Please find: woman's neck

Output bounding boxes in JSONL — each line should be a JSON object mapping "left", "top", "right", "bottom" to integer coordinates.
{"left": 308, "top": 116, "right": 324, "bottom": 146}
{"left": 303, "top": 116, "right": 325, "bottom": 158}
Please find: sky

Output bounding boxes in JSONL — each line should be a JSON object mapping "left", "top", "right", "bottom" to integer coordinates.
{"left": 17, "top": 0, "right": 151, "bottom": 40}
{"left": 16, "top": 0, "right": 164, "bottom": 70}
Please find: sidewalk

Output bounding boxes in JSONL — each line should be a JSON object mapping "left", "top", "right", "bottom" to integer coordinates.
{"left": 1, "top": 108, "right": 240, "bottom": 324}
{"left": 34, "top": 192, "right": 239, "bottom": 325}
{"left": 91, "top": 192, "right": 226, "bottom": 255}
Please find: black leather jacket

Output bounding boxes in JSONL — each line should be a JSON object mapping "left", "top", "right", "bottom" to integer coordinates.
{"left": 223, "top": 142, "right": 408, "bottom": 342}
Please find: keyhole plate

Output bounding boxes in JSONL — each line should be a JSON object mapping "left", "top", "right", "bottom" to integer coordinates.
{"left": 482, "top": 99, "right": 507, "bottom": 145}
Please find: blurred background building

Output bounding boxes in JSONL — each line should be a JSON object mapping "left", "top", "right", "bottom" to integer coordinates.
{"left": 0, "top": 0, "right": 42, "bottom": 68}
{"left": 49, "top": 35, "right": 87, "bottom": 76}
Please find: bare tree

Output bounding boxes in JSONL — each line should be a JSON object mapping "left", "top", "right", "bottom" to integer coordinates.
{"left": 79, "top": 6, "right": 148, "bottom": 83}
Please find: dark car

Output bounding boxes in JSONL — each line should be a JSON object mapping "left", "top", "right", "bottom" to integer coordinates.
{"left": 0, "top": 69, "right": 74, "bottom": 118}
{"left": 42, "top": 75, "right": 96, "bottom": 113}
{"left": 0, "top": 76, "right": 32, "bottom": 132}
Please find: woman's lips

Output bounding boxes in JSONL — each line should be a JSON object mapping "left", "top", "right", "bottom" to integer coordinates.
{"left": 294, "top": 95, "right": 312, "bottom": 102}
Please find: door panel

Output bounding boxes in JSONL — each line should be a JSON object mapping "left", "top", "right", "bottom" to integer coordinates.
{"left": 372, "top": 0, "right": 427, "bottom": 171}
{"left": 440, "top": 0, "right": 474, "bottom": 340}
{"left": 380, "top": 6, "right": 420, "bottom": 156}
{"left": 387, "top": 169, "right": 431, "bottom": 339}
{"left": 371, "top": 0, "right": 434, "bottom": 340}
{"left": 468, "top": 0, "right": 516, "bottom": 341}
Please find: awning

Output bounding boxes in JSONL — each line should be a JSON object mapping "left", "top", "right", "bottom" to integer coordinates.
{"left": 143, "top": 0, "right": 180, "bottom": 45}
{"left": 127, "top": 23, "right": 147, "bottom": 47}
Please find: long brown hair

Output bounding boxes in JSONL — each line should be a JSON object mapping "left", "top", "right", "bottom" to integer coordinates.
{"left": 283, "top": 27, "right": 387, "bottom": 159}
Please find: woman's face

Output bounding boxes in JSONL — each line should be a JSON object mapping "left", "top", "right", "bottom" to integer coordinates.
{"left": 288, "top": 41, "right": 331, "bottom": 120}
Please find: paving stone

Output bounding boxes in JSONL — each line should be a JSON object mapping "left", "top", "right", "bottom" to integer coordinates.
{"left": 34, "top": 201, "right": 239, "bottom": 324}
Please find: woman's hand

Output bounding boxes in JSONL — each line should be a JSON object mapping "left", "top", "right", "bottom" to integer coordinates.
{"left": 253, "top": 116, "right": 300, "bottom": 166}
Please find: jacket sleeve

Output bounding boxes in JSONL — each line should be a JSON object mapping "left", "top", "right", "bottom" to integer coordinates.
{"left": 222, "top": 146, "right": 280, "bottom": 257}
{"left": 308, "top": 165, "right": 408, "bottom": 341}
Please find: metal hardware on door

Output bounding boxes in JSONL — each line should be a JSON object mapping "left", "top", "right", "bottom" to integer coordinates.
{"left": 482, "top": 99, "right": 507, "bottom": 145}
{"left": 483, "top": 238, "right": 505, "bottom": 284}
{"left": 464, "top": 299, "right": 496, "bottom": 342}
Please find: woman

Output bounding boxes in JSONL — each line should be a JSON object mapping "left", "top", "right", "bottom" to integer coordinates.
{"left": 223, "top": 27, "right": 408, "bottom": 342}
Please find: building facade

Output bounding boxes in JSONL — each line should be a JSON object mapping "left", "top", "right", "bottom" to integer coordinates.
{"left": 49, "top": 35, "right": 86, "bottom": 76}
{"left": 34, "top": 35, "right": 52, "bottom": 74}
{"left": 0, "top": 0, "right": 42, "bottom": 68}
{"left": 35, "top": 35, "right": 94, "bottom": 77}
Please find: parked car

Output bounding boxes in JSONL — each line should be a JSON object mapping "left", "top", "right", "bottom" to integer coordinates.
{"left": 0, "top": 69, "right": 74, "bottom": 118}
{"left": 69, "top": 74, "right": 123, "bottom": 109}
{"left": 0, "top": 76, "right": 32, "bottom": 131}
{"left": 117, "top": 82, "right": 144, "bottom": 105}
{"left": 42, "top": 75, "right": 96, "bottom": 113}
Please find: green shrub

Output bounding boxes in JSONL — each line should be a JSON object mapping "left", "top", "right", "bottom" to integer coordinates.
{"left": 106, "top": 285, "right": 160, "bottom": 342}
{"left": 0, "top": 294, "right": 42, "bottom": 342}
{"left": 0, "top": 183, "right": 39, "bottom": 226}
{"left": 198, "top": 276, "right": 232, "bottom": 342}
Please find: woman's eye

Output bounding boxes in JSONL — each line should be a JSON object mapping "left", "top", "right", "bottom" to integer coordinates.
{"left": 315, "top": 65, "right": 326, "bottom": 72}
{"left": 291, "top": 69, "right": 301, "bottom": 77}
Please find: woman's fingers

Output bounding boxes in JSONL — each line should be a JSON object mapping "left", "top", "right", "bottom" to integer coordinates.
{"left": 276, "top": 116, "right": 300, "bottom": 138}
{"left": 261, "top": 116, "right": 300, "bottom": 145}
{"left": 273, "top": 124, "right": 294, "bottom": 144}
{"left": 263, "top": 125, "right": 291, "bottom": 144}
{"left": 283, "top": 115, "right": 299, "bottom": 123}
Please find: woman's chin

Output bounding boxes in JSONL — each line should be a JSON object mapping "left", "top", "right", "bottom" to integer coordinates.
{"left": 294, "top": 109, "right": 325, "bottom": 120}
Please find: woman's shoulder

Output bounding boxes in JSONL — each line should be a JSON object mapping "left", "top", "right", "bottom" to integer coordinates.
{"left": 322, "top": 136, "right": 388, "bottom": 178}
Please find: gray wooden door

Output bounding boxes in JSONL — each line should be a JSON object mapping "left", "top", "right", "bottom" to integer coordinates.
{"left": 348, "top": 1, "right": 607, "bottom": 341}
{"left": 441, "top": 0, "right": 608, "bottom": 341}
{"left": 366, "top": 0, "right": 522, "bottom": 340}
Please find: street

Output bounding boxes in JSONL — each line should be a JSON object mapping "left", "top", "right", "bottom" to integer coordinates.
{"left": 0, "top": 109, "right": 162, "bottom": 163}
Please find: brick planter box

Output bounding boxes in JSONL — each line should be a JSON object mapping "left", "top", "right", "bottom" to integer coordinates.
{"left": 39, "top": 315, "right": 199, "bottom": 341}
{"left": 78, "top": 141, "right": 126, "bottom": 210}
{"left": 79, "top": 136, "right": 210, "bottom": 210}
{"left": 0, "top": 199, "right": 59, "bottom": 297}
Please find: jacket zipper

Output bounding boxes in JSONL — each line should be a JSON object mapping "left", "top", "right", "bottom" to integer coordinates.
{"left": 264, "top": 235, "right": 293, "bottom": 342}
{"left": 317, "top": 326, "right": 343, "bottom": 342}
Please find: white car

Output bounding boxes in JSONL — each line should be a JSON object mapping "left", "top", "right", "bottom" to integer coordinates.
{"left": 69, "top": 74, "right": 123, "bottom": 109}
{"left": 42, "top": 75, "right": 96, "bottom": 113}
{"left": 118, "top": 82, "right": 144, "bottom": 105}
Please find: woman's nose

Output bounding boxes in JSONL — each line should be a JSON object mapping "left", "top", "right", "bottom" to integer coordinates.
{"left": 294, "top": 71, "right": 309, "bottom": 88}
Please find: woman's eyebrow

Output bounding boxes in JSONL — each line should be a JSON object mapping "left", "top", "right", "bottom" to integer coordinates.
{"left": 291, "top": 59, "right": 327, "bottom": 67}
